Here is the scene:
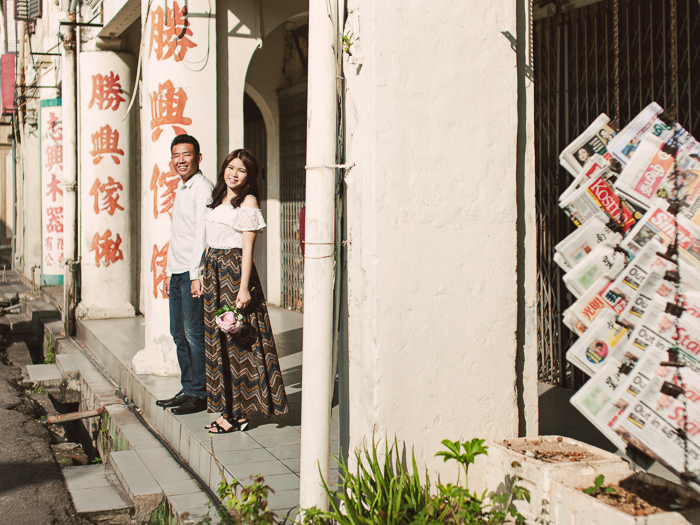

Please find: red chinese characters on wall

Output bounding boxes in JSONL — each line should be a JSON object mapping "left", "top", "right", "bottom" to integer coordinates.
{"left": 86, "top": 70, "right": 130, "bottom": 268}
{"left": 89, "top": 177, "right": 125, "bottom": 215}
{"left": 148, "top": 1, "right": 197, "bottom": 63}
{"left": 45, "top": 173, "right": 63, "bottom": 203}
{"left": 45, "top": 112, "right": 62, "bottom": 141}
{"left": 42, "top": 108, "right": 65, "bottom": 272}
{"left": 150, "top": 80, "right": 192, "bottom": 142}
{"left": 150, "top": 163, "right": 181, "bottom": 219}
{"left": 46, "top": 207, "right": 64, "bottom": 233}
{"left": 90, "top": 125, "right": 125, "bottom": 164}
{"left": 90, "top": 230, "right": 124, "bottom": 266}
{"left": 88, "top": 72, "right": 125, "bottom": 111}
{"left": 151, "top": 242, "right": 169, "bottom": 299}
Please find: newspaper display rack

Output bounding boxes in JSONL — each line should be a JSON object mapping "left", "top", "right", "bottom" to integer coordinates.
{"left": 558, "top": 102, "right": 700, "bottom": 486}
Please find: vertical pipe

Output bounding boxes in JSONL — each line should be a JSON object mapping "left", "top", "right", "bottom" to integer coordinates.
{"left": 16, "top": 21, "right": 26, "bottom": 274}
{"left": 61, "top": 16, "right": 77, "bottom": 334}
{"left": 298, "top": 0, "right": 338, "bottom": 512}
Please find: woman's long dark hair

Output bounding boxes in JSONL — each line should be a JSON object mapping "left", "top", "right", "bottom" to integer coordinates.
{"left": 208, "top": 149, "right": 260, "bottom": 209}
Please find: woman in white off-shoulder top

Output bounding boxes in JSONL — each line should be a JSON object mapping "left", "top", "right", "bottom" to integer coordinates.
{"left": 202, "top": 149, "right": 289, "bottom": 433}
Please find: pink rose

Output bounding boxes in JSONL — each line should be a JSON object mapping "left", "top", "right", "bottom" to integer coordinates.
{"left": 216, "top": 310, "right": 245, "bottom": 333}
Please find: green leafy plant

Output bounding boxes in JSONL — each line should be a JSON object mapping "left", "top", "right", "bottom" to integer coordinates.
{"left": 418, "top": 440, "right": 529, "bottom": 524}
{"left": 583, "top": 474, "right": 617, "bottom": 496}
{"left": 44, "top": 334, "right": 55, "bottom": 364}
{"left": 91, "top": 457, "right": 102, "bottom": 464}
{"left": 198, "top": 475, "right": 276, "bottom": 525}
{"left": 436, "top": 438, "right": 488, "bottom": 489}
{"left": 319, "top": 433, "right": 431, "bottom": 524}
{"left": 342, "top": 31, "right": 354, "bottom": 55}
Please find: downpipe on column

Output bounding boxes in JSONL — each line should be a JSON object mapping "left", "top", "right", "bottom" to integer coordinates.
{"left": 60, "top": 13, "right": 78, "bottom": 335}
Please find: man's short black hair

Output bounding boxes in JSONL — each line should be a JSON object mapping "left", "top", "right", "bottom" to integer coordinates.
{"left": 171, "top": 134, "right": 200, "bottom": 157}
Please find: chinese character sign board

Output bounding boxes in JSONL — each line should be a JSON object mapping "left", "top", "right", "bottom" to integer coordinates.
{"left": 77, "top": 52, "right": 135, "bottom": 319}
{"left": 134, "top": 0, "right": 216, "bottom": 374}
{"left": 40, "top": 100, "right": 64, "bottom": 285}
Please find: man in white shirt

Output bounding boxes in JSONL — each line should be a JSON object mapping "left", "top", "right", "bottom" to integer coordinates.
{"left": 156, "top": 135, "right": 213, "bottom": 415}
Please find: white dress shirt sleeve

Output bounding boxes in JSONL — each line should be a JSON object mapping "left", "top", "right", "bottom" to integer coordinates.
{"left": 189, "top": 178, "right": 213, "bottom": 281}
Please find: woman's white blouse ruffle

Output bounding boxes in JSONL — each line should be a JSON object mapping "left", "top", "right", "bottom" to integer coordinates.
{"left": 205, "top": 205, "right": 266, "bottom": 250}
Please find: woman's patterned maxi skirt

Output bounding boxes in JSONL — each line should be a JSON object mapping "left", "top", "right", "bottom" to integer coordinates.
{"left": 203, "top": 248, "right": 289, "bottom": 420}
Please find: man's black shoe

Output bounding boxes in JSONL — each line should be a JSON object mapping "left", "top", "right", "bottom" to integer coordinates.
{"left": 156, "top": 390, "right": 190, "bottom": 408}
{"left": 171, "top": 396, "right": 207, "bottom": 415}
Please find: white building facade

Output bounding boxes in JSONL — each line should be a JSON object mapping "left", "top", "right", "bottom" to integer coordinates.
{"left": 2, "top": 0, "right": 538, "bottom": 497}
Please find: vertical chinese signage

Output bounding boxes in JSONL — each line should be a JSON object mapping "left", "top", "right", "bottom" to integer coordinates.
{"left": 138, "top": 0, "right": 217, "bottom": 364}
{"left": 40, "top": 99, "right": 64, "bottom": 285}
{"left": 77, "top": 52, "right": 135, "bottom": 319}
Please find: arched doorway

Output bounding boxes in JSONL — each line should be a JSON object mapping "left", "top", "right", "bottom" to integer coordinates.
{"left": 245, "top": 16, "right": 308, "bottom": 311}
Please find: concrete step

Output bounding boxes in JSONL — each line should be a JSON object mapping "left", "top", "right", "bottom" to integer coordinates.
{"left": 25, "top": 363, "right": 63, "bottom": 387}
{"left": 55, "top": 336, "right": 122, "bottom": 409}
{"left": 56, "top": 353, "right": 80, "bottom": 390}
{"left": 41, "top": 285, "right": 64, "bottom": 314}
{"left": 110, "top": 450, "right": 164, "bottom": 523}
{"left": 1, "top": 312, "right": 33, "bottom": 334}
{"left": 103, "top": 404, "right": 213, "bottom": 525}
{"left": 5, "top": 341, "right": 32, "bottom": 366}
{"left": 62, "top": 463, "right": 133, "bottom": 522}
{"left": 56, "top": 353, "right": 79, "bottom": 378}
{"left": 22, "top": 297, "right": 60, "bottom": 322}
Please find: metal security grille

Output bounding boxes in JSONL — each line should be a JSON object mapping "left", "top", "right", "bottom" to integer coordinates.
{"left": 279, "top": 87, "right": 307, "bottom": 312}
{"left": 534, "top": 0, "right": 700, "bottom": 387}
{"left": 244, "top": 94, "right": 268, "bottom": 297}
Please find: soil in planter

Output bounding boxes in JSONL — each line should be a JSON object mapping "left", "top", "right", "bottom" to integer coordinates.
{"left": 502, "top": 438, "right": 606, "bottom": 463}
{"left": 588, "top": 477, "right": 700, "bottom": 516}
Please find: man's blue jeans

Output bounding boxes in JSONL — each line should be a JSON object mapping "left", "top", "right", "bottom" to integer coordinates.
{"left": 169, "top": 273, "right": 206, "bottom": 399}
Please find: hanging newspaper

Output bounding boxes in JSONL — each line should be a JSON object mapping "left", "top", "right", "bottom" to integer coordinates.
{"left": 615, "top": 135, "right": 700, "bottom": 213}
{"left": 566, "top": 310, "right": 629, "bottom": 377}
{"left": 563, "top": 276, "right": 613, "bottom": 335}
{"left": 570, "top": 354, "right": 637, "bottom": 450}
{"left": 554, "top": 215, "right": 623, "bottom": 271}
{"left": 613, "top": 376, "right": 700, "bottom": 478}
{"left": 607, "top": 102, "right": 667, "bottom": 165}
{"left": 559, "top": 156, "right": 612, "bottom": 206}
{"left": 560, "top": 175, "right": 638, "bottom": 231}
{"left": 618, "top": 269, "right": 700, "bottom": 328}
{"left": 620, "top": 204, "right": 700, "bottom": 269}
{"left": 559, "top": 114, "right": 616, "bottom": 177}
{"left": 598, "top": 239, "right": 670, "bottom": 314}
{"left": 563, "top": 244, "right": 626, "bottom": 298}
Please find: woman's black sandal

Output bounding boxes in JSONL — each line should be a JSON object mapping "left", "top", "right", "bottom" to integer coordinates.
{"left": 208, "top": 420, "right": 239, "bottom": 434}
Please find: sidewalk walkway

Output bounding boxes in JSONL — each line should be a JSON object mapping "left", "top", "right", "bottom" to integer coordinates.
{"left": 76, "top": 306, "right": 339, "bottom": 520}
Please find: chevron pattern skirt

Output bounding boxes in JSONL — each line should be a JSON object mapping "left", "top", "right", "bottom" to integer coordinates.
{"left": 204, "top": 248, "right": 289, "bottom": 420}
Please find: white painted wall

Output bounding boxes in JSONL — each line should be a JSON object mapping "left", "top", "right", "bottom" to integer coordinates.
{"left": 342, "top": 0, "right": 537, "bottom": 486}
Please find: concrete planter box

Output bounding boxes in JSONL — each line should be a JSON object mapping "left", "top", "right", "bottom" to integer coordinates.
{"left": 483, "top": 436, "right": 631, "bottom": 523}
{"left": 551, "top": 471, "right": 700, "bottom": 524}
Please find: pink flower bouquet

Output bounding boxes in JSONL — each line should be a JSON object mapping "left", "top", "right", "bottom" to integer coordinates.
{"left": 214, "top": 305, "right": 245, "bottom": 334}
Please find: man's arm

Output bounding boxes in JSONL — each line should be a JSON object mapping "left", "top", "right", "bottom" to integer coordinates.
{"left": 189, "top": 178, "right": 213, "bottom": 297}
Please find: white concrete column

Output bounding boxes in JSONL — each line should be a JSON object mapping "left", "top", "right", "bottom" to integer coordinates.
{"left": 76, "top": 52, "right": 136, "bottom": 319}
{"left": 133, "top": 0, "right": 217, "bottom": 375}
{"left": 299, "top": 0, "right": 339, "bottom": 512}
{"left": 39, "top": 100, "right": 65, "bottom": 285}
{"left": 341, "top": 0, "right": 535, "bottom": 490}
